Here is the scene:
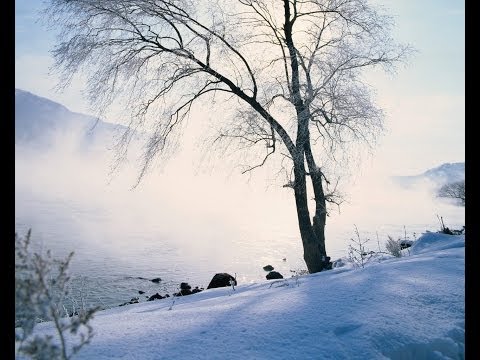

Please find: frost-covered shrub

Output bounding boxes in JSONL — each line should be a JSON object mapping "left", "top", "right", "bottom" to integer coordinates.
{"left": 15, "top": 230, "right": 98, "bottom": 360}
{"left": 437, "top": 181, "right": 465, "bottom": 207}
{"left": 385, "top": 236, "right": 402, "bottom": 258}
{"left": 348, "top": 225, "right": 375, "bottom": 268}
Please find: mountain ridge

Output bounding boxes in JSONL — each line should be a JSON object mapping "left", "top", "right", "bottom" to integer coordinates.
{"left": 15, "top": 88, "right": 125, "bottom": 150}
{"left": 392, "top": 162, "right": 465, "bottom": 188}
{"left": 16, "top": 88, "right": 465, "bottom": 188}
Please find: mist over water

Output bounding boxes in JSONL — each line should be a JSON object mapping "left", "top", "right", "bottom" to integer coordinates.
{"left": 15, "top": 120, "right": 464, "bottom": 310}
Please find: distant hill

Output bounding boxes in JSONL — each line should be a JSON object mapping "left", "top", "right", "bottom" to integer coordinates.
{"left": 15, "top": 88, "right": 125, "bottom": 150}
{"left": 392, "top": 162, "right": 465, "bottom": 188}
{"left": 422, "top": 162, "right": 465, "bottom": 184}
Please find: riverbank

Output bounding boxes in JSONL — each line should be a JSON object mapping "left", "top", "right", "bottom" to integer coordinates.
{"left": 16, "top": 232, "right": 465, "bottom": 359}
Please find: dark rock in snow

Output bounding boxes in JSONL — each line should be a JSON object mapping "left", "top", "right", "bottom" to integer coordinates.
{"left": 266, "top": 271, "right": 284, "bottom": 280}
{"left": 322, "top": 256, "right": 332, "bottom": 270}
{"left": 332, "top": 258, "right": 346, "bottom": 268}
{"left": 207, "top": 273, "right": 237, "bottom": 289}
{"left": 138, "top": 290, "right": 145, "bottom": 294}
{"left": 180, "top": 282, "right": 192, "bottom": 290}
{"left": 173, "top": 283, "right": 204, "bottom": 297}
{"left": 151, "top": 278, "right": 162, "bottom": 283}
{"left": 119, "top": 297, "right": 139, "bottom": 306}
{"left": 263, "top": 265, "right": 274, "bottom": 271}
{"left": 399, "top": 240, "right": 414, "bottom": 249}
{"left": 192, "top": 286, "right": 204, "bottom": 294}
{"left": 174, "top": 289, "right": 192, "bottom": 296}
{"left": 147, "top": 293, "right": 165, "bottom": 301}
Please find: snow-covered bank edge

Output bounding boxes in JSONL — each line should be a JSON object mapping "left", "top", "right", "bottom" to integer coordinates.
{"left": 17, "top": 232, "right": 465, "bottom": 360}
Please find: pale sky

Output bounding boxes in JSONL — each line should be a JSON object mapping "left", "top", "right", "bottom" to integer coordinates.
{"left": 15, "top": 0, "right": 465, "bottom": 176}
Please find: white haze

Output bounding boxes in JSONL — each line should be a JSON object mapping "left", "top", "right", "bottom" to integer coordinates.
{"left": 15, "top": 111, "right": 464, "bottom": 306}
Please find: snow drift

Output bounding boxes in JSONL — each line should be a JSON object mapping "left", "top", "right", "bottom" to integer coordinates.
{"left": 19, "top": 232, "right": 465, "bottom": 359}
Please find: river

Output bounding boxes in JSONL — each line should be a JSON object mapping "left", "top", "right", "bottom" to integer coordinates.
{"left": 15, "top": 146, "right": 465, "bottom": 312}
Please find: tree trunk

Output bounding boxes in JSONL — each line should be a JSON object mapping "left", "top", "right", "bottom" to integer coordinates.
{"left": 293, "top": 163, "right": 328, "bottom": 273}
{"left": 283, "top": 0, "right": 329, "bottom": 273}
{"left": 310, "top": 171, "right": 328, "bottom": 264}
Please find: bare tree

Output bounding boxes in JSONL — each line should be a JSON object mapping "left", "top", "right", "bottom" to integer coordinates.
{"left": 437, "top": 180, "right": 465, "bottom": 206}
{"left": 43, "top": 0, "right": 410, "bottom": 273}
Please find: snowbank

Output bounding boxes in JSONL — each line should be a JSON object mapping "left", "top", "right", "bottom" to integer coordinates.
{"left": 18, "top": 233, "right": 465, "bottom": 359}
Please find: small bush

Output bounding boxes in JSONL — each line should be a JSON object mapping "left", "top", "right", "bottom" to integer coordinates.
{"left": 290, "top": 269, "right": 309, "bottom": 277}
{"left": 348, "top": 225, "right": 375, "bottom": 268}
{"left": 385, "top": 236, "right": 402, "bottom": 258}
{"left": 15, "top": 230, "right": 98, "bottom": 360}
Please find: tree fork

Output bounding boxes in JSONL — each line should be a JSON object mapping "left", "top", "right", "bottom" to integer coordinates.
{"left": 293, "top": 159, "right": 327, "bottom": 273}
{"left": 305, "top": 141, "right": 329, "bottom": 268}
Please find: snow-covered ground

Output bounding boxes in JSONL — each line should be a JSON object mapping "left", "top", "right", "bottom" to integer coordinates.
{"left": 19, "top": 232, "right": 465, "bottom": 359}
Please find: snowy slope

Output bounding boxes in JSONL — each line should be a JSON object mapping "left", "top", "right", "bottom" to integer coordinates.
{"left": 392, "top": 162, "right": 465, "bottom": 189}
{"left": 422, "top": 163, "right": 465, "bottom": 184}
{"left": 22, "top": 233, "right": 465, "bottom": 359}
{"left": 15, "top": 88, "right": 123, "bottom": 150}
